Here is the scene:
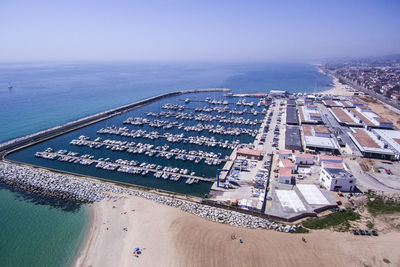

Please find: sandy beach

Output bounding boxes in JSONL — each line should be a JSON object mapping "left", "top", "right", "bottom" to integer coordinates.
{"left": 76, "top": 195, "right": 400, "bottom": 267}
{"left": 318, "top": 68, "right": 356, "bottom": 96}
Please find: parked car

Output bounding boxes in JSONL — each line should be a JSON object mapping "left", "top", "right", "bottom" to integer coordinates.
{"left": 352, "top": 230, "right": 359, "bottom": 235}
{"left": 372, "top": 230, "right": 378, "bottom": 236}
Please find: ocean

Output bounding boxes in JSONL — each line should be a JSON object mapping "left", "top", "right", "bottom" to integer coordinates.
{"left": 0, "top": 62, "right": 331, "bottom": 266}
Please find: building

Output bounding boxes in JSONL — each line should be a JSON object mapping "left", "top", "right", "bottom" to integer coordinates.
{"left": 320, "top": 168, "right": 356, "bottom": 192}
{"left": 348, "top": 128, "right": 395, "bottom": 160}
{"left": 298, "top": 105, "right": 323, "bottom": 124}
{"left": 293, "top": 153, "right": 314, "bottom": 165}
{"left": 278, "top": 150, "right": 291, "bottom": 159}
{"left": 348, "top": 107, "right": 394, "bottom": 129}
{"left": 373, "top": 129, "right": 400, "bottom": 160}
{"left": 278, "top": 168, "right": 295, "bottom": 184}
{"left": 286, "top": 106, "right": 299, "bottom": 125}
{"left": 321, "top": 161, "right": 346, "bottom": 170}
{"left": 329, "top": 107, "right": 363, "bottom": 127}
{"left": 269, "top": 90, "right": 286, "bottom": 97}
{"left": 285, "top": 126, "right": 302, "bottom": 151}
{"left": 236, "top": 148, "right": 262, "bottom": 160}
{"left": 318, "top": 155, "right": 343, "bottom": 165}
{"left": 301, "top": 125, "right": 339, "bottom": 153}
{"left": 279, "top": 159, "right": 295, "bottom": 172}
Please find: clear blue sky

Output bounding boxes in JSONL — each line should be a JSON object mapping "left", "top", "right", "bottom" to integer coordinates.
{"left": 0, "top": 0, "right": 399, "bottom": 62}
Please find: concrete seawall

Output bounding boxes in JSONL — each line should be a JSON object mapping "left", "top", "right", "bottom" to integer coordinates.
{"left": 0, "top": 88, "right": 230, "bottom": 158}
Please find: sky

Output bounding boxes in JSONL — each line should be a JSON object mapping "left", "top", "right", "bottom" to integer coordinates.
{"left": 0, "top": 0, "right": 399, "bottom": 62}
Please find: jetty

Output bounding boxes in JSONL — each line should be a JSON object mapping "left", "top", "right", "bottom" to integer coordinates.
{"left": 0, "top": 88, "right": 231, "bottom": 157}
{"left": 34, "top": 148, "right": 216, "bottom": 183}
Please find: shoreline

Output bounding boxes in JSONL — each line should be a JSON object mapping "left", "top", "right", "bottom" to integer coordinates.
{"left": 73, "top": 204, "right": 96, "bottom": 267}
{"left": 317, "top": 67, "right": 357, "bottom": 96}
{"left": 75, "top": 194, "right": 400, "bottom": 267}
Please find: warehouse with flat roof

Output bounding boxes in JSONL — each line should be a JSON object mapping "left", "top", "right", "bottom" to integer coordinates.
{"left": 348, "top": 128, "right": 395, "bottom": 160}
{"left": 286, "top": 106, "right": 299, "bottom": 125}
{"left": 285, "top": 125, "right": 302, "bottom": 151}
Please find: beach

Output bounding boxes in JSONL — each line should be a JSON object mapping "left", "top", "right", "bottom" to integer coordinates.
{"left": 76, "top": 195, "right": 400, "bottom": 267}
{"left": 318, "top": 68, "right": 356, "bottom": 96}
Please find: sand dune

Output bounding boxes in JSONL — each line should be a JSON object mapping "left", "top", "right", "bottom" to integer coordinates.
{"left": 77, "top": 195, "right": 400, "bottom": 267}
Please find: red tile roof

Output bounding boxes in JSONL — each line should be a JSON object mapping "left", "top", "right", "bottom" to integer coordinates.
{"left": 318, "top": 155, "right": 343, "bottom": 161}
{"left": 237, "top": 148, "right": 262, "bottom": 157}
{"left": 280, "top": 159, "right": 295, "bottom": 168}
{"left": 293, "top": 153, "right": 314, "bottom": 158}
{"left": 279, "top": 168, "right": 292, "bottom": 177}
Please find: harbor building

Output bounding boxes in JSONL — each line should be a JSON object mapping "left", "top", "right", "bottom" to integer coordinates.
{"left": 236, "top": 148, "right": 262, "bottom": 160}
{"left": 372, "top": 129, "right": 400, "bottom": 160}
{"left": 347, "top": 128, "right": 395, "bottom": 160}
{"left": 278, "top": 150, "right": 291, "bottom": 159}
{"left": 286, "top": 106, "right": 299, "bottom": 125}
{"left": 329, "top": 107, "right": 363, "bottom": 127}
{"left": 301, "top": 125, "right": 339, "bottom": 153}
{"left": 285, "top": 126, "right": 302, "bottom": 151}
{"left": 320, "top": 167, "right": 356, "bottom": 192}
{"left": 348, "top": 106, "right": 394, "bottom": 129}
{"left": 322, "top": 99, "right": 355, "bottom": 108}
{"left": 318, "top": 155, "right": 343, "bottom": 165}
{"left": 278, "top": 168, "right": 294, "bottom": 184}
{"left": 298, "top": 105, "right": 323, "bottom": 124}
{"left": 279, "top": 159, "right": 296, "bottom": 172}
{"left": 293, "top": 153, "right": 314, "bottom": 165}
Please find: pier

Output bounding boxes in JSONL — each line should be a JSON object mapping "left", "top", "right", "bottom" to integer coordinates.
{"left": 69, "top": 136, "right": 228, "bottom": 163}
{"left": 0, "top": 88, "right": 231, "bottom": 157}
{"left": 34, "top": 149, "right": 216, "bottom": 183}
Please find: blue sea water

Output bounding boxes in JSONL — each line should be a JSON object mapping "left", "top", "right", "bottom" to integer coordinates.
{"left": 0, "top": 62, "right": 332, "bottom": 266}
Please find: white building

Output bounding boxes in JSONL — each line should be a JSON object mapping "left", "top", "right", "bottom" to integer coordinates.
{"left": 278, "top": 150, "right": 291, "bottom": 159}
{"left": 320, "top": 167, "right": 356, "bottom": 192}
{"left": 293, "top": 153, "right": 314, "bottom": 165}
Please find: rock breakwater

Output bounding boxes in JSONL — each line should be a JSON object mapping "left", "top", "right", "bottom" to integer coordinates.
{"left": 0, "top": 162, "right": 296, "bottom": 232}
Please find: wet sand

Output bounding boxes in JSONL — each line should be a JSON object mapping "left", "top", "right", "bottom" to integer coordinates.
{"left": 76, "top": 195, "right": 400, "bottom": 267}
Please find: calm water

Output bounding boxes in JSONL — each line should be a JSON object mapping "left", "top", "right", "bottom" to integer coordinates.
{"left": 0, "top": 62, "right": 332, "bottom": 266}
{"left": 6, "top": 91, "right": 265, "bottom": 197}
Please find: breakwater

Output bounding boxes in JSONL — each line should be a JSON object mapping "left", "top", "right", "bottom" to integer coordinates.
{"left": 0, "top": 161, "right": 298, "bottom": 232}
{"left": 0, "top": 88, "right": 230, "bottom": 157}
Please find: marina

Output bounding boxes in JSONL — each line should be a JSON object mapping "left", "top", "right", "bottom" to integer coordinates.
{"left": 4, "top": 90, "right": 268, "bottom": 197}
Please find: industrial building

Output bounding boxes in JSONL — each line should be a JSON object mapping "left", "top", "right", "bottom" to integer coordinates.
{"left": 372, "top": 129, "right": 400, "bottom": 160}
{"left": 347, "top": 128, "right": 395, "bottom": 160}
{"left": 236, "top": 148, "right": 263, "bottom": 160}
{"left": 329, "top": 107, "right": 363, "bottom": 127}
{"left": 301, "top": 125, "right": 339, "bottom": 153}
{"left": 298, "top": 105, "right": 323, "bottom": 124}
{"left": 286, "top": 106, "right": 299, "bottom": 125}
{"left": 348, "top": 107, "right": 394, "bottom": 129}
{"left": 285, "top": 126, "right": 302, "bottom": 151}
